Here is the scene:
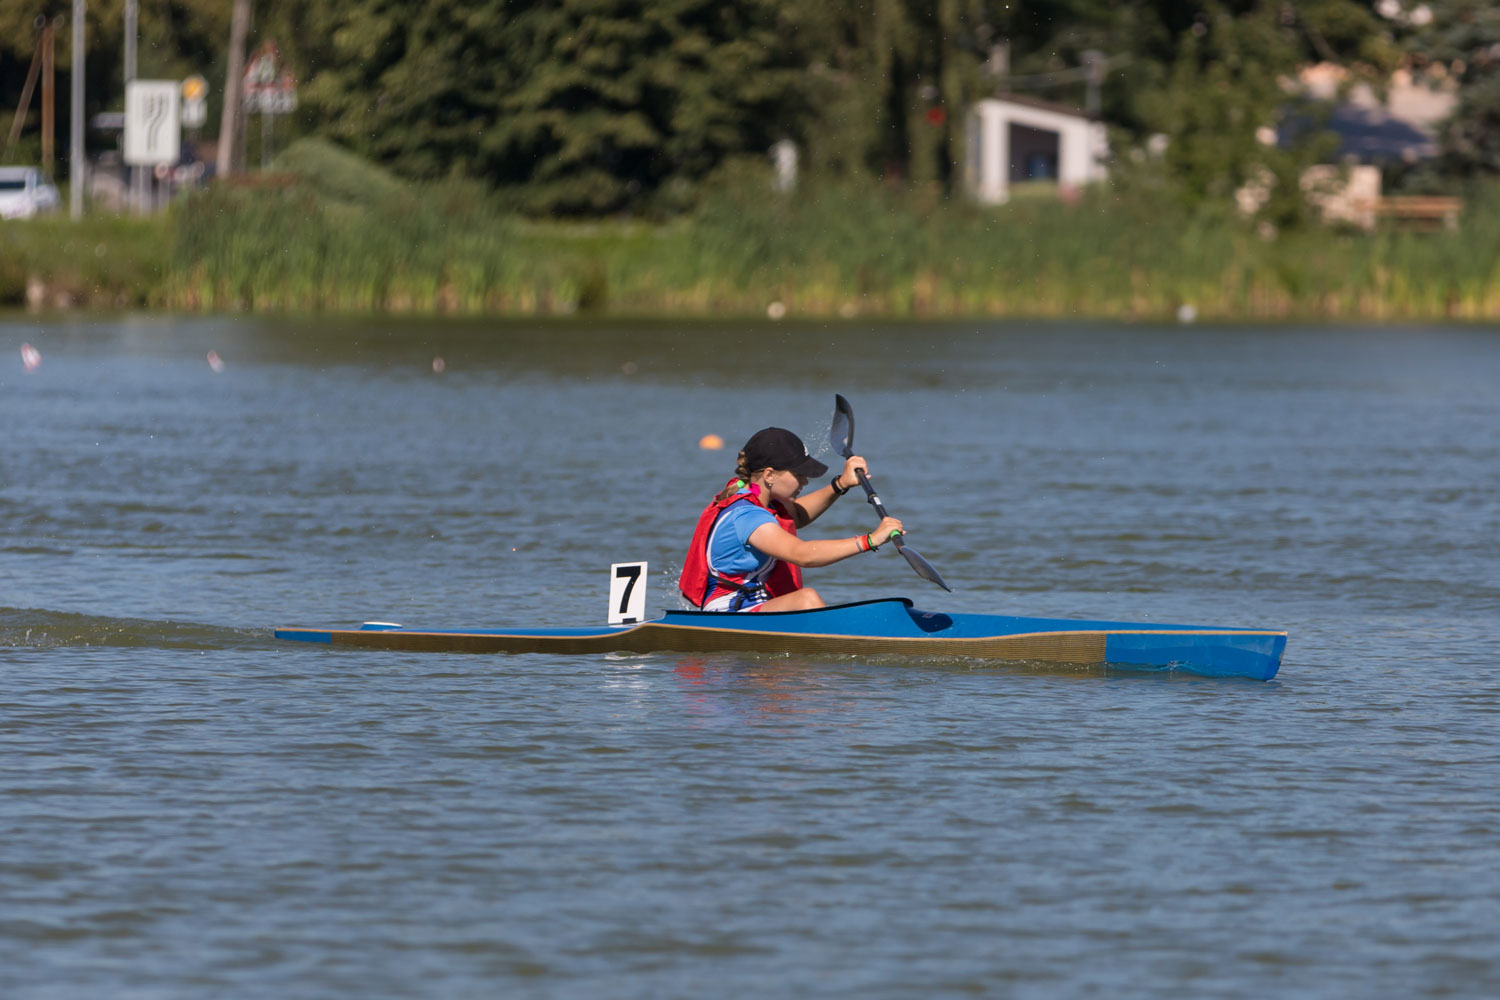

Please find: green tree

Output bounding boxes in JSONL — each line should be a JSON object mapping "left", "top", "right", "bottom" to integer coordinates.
{"left": 777, "top": 0, "right": 1006, "bottom": 190}
{"left": 795, "top": 0, "right": 1396, "bottom": 203}
{"left": 1403, "top": 1, "right": 1500, "bottom": 174}
{"left": 1070, "top": 2, "right": 1395, "bottom": 217}
{"left": 490, "top": 0, "right": 808, "bottom": 213}
{"left": 0, "top": 0, "right": 1413, "bottom": 215}
{"left": 296, "top": 0, "right": 808, "bottom": 215}
{"left": 977, "top": 1, "right": 1395, "bottom": 134}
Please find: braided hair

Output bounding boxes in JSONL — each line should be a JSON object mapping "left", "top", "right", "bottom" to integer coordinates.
{"left": 716, "top": 450, "right": 754, "bottom": 501}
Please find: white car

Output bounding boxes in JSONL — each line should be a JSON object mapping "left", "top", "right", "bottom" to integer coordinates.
{"left": 0, "top": 167, "right": 62, "bottom": 219}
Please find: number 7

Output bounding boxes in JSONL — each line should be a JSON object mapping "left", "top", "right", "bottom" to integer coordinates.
{"left": 615, "top": 564, "right": 641, "bottom": 614}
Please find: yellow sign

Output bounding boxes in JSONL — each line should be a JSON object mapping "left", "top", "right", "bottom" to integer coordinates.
{"left": 181, "top": 75, "right": 208, "bottom": 102}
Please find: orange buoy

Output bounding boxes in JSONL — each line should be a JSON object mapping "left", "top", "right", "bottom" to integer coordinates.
{"left": 698, "top": 434, "right": 724, "bottom": 450}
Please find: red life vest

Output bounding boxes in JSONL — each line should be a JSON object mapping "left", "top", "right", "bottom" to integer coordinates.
{"left": 678, "top": 480, "right": 803, "bottom": 608}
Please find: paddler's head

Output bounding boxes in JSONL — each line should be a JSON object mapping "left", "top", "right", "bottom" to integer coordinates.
{"left": 740, "top": 427, "right": 828, "bottom": 502}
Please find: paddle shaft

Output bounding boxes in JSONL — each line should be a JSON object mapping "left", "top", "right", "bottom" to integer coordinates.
{"left": 852, "top": 468, "right": 905, "bottom": 549}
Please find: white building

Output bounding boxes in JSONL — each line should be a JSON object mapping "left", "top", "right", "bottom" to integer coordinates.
{"left": 964, "top": 95, "right": 1109, "bottom": 205}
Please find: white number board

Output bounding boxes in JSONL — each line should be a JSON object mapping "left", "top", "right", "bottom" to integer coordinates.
{"left": 608, "top": 562, "right": 647, "bottom": 625}
{"left": 124, "top": 81, "right": 181, "bottom": 165}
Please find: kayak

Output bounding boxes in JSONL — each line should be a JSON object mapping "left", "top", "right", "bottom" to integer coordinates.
{"left": 274, "top": 598, "right": 1287, "bottom": 680}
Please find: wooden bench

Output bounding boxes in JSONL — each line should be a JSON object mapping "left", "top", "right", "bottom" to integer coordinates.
{"left": 1376, "top": 196, "right": 1463, "bottom": 231}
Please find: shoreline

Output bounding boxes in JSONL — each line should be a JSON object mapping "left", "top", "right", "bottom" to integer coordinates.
{"left": 12, "top": 277, "right": 1500, "bottom": 324}
{"left": 6, "top": 193, "right": 1500, "bottom": 324}
{"left": 9, "top": 301, "right": 1500, "bottom": 328}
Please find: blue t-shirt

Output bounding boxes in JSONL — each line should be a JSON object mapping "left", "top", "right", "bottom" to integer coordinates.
{"left": 706, "top": 495, "right": 777, "bottom": 578}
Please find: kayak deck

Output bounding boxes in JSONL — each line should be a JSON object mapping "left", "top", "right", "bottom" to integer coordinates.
{"left": 274, "top": 598, "right": 1287, "bottom": 680}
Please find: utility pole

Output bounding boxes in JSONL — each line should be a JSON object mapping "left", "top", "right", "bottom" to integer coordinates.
{"left": 124, "top": 1, "right": 136, "bottom": 86}
{"left": 70, "top": 0, "right": 83, "bottom": 219}
{"left": 937, "top": 0, "right": 962, "bottom": 193}
{"left": 1082, "top": 50, "right": 1104, "bottom": 117}
{"left": 41, "top": 17, "right": 54, "bottom": 174}
{"left": 989, "top": 41, "right": 1010, "bottom": 92}
{"left": 5, "top": 22, "right": 46, "bottom": 155}
{"left": 218, "top": 0, "right": 251, "bottom": 178}
{"left": 125, "top": 0, "right": 144, "bottom": 210}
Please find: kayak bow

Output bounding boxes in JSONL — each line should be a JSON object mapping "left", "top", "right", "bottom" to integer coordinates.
{"left": 274, "top": 598, "right": 1287, "bottom": 680}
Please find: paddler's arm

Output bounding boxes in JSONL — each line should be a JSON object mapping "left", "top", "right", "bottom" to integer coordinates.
{"left": 748, "top": 514, "right": 903, "bottom": 568}
{"left": 791, "top": 455, "right": 869, "bottom": 527}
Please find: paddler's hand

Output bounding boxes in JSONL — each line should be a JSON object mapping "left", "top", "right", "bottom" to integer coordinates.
{"left": 870, "top": 516, "right": 903, "bottom": 549}
{"left": 839, "top": 455, "right": 870, "bottom": 491}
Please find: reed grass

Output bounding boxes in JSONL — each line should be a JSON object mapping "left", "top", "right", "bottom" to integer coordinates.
{"left": 6, "top": 139, "right": 1500, "bottom": 320}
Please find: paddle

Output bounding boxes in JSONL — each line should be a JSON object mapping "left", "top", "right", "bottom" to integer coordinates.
{"left": 829, "top": 393, "right": 951, "bottom": 592}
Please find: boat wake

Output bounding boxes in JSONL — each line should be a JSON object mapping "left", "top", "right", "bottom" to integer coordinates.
{"left": 0, "top": 606, "right": 266, "bottom": 652}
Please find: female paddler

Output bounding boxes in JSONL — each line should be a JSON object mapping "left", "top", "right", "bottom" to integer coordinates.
{"left": 679, "top": 427, "right": 903, "bottom": 612}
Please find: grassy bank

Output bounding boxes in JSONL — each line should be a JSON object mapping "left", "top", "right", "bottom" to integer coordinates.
{"left": 0, "top": 214, "right": 168, "bottom": 310}
{"left": 7, "top": 140, "right": 1500, "bottom": 320}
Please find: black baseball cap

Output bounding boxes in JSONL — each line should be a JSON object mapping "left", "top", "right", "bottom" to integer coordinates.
{"left": 742, "top": 427, "right": 828, "bottom": 478}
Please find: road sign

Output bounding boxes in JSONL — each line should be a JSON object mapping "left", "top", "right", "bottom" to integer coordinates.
{"left": 244, "top": 42, "right": 280, "bottom": 89}
{"left": 181, "top": 74, "right": 208, "bottom": 102}
{"left": 181, "top": 74, "right": 208, "bottom": 130}
{"left": 242, "top": 42, "right": 297, "bottom": 116}
{"left": 124, "top": 80, "right": 180, "bottom": 165}
{"left": 244, "top": 76, "right": 298, "bottom": 115}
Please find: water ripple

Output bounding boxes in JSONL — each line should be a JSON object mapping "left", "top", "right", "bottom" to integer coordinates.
{"left": 2, "top": 319, "right": 1499, "bottom": 998}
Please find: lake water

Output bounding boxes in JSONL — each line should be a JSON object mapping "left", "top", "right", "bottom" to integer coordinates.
{"left": 3, "top": 316, "right": 1498, "bottom": 998}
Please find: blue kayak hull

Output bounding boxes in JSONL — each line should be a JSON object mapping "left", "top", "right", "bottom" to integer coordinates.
{"left": 274, "top": 598, "right": 1287, "bottom": 680}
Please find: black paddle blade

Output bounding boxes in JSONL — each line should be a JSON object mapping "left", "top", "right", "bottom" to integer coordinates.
{"left": 896, "top": 540, "right": 952, "bottom": 592}
{"left": 830, "top": 393, "right": 855, "bottom": 458}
